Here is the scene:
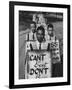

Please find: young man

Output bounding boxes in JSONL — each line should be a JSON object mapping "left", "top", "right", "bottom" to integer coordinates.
{"left": 46, "top": 24, "right": 62, "bottom": 77}
{"left": 26, "top": 21, "right": 37, "bottom": 41}
{"left": 25, "top": 26, "right": 49, "bottom": 51}
{"left": 35, "top": 26, "right": 47, "bottom": 50}
{"left": 45, "top": 24, "right": 56, "bottom": 43}
{"left": 25, "top": 26, "right": 52, "bottom": 79}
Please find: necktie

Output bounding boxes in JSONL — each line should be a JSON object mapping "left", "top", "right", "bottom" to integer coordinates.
{"left": 39, "top": 43, "right": 41, "bottom": 50}
{"left": 55, "top": 36, "right": 56, "bottom": 41}
{"left": 30, "top": 43, "right": 33, "bottom": 51}
{"left": 33, "top": 33, "right": 35, "bottom": 40}
{"left": 27, "top": 33, "right": 29, "bottom": 41}
{"left": 50, "top": 36, "right": 51, "bottom": 40}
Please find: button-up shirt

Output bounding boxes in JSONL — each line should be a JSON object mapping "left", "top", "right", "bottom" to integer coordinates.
{"left": 25, "top": 40, "right": 49, "bottom": 52}
{"left": 26, "top": 30, "right": 37, "bottom": 41}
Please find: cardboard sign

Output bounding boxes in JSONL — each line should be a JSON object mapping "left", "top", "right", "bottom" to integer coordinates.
{"left": 50, "top": 40, "right": 60, "bottom": 64}
{"left": 25, "top": 51, "right": 51, "bottom": 79}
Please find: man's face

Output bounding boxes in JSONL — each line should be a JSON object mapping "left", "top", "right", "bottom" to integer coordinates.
{"left": 30, "top": 24, "right": 36, "bottom": 33}
{"left": 36, "top": 29, "right": 44, "bottom": 43}
{"left": 48, "top": 27, "right": 53, "bottom": 36}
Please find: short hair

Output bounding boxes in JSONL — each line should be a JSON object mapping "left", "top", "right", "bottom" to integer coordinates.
{"left": 30, "top": 21, "right": 36, "bottom": 28}
{"left": 37, "top": 26, "right": 45, "bottom": 35}
{"left": 47, "top": 24, "right": 53, "bottom": 29}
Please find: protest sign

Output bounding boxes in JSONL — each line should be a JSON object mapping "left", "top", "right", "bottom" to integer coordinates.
{"left": 50, "top": 40, "right": 61, "bottom": 64}
{"left": 25, "top": 50, "right": 51, "bottom": 79}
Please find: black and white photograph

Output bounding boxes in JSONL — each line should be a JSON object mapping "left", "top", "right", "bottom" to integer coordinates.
{"left": 19, "top": 11, "right": 63, "bottom": 79}
{"left": 9, "top": 1, "right": 70, "bottom": 89}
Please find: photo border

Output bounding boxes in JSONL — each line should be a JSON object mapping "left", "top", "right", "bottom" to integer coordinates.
{"left": 9, "top": 1, "right": 70, "bottom": 89}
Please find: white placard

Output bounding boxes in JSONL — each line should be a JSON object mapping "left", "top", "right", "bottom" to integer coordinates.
{"left": 25, "top": 51, "right": 51, "bottom": 79}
